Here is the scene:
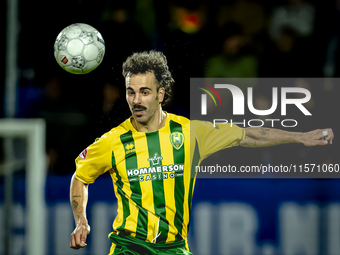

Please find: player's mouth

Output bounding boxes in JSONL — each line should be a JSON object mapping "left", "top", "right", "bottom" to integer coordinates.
{"left": 133, "top": 106, "right": 146, "bottom": 115}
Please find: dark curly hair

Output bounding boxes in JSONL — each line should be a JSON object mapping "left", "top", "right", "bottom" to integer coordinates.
{"left": 122, "top": 50, "right": 174, "bottom": 106}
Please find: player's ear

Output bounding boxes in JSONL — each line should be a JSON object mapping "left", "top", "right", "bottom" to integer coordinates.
{"left": 158, "top": 87, "right": 165, "bottom": 103}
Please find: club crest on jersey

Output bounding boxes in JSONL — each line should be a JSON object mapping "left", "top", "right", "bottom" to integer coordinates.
{"left": 170, "top": 132, "right": 184, "bottom": 150}
{"left": 79, "top": 148, "right": 88, "bottom": 159}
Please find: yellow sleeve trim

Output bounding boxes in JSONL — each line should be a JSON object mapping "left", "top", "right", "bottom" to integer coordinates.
{"left": 241, "top": 128, "right": 245, "bottom": 141}
{"left": 75, "top": 174, "right": 92, "bottom": 184}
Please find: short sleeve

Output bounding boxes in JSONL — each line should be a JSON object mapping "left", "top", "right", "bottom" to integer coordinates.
{"left": 191, "top": 120, "right": 245, "bottom": 161}
{"left": 75, "top": 133, "right": 113, "bottom": 184}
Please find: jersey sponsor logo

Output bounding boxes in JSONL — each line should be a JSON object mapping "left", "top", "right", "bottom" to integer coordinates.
{"left": 170, "top": 132, "right": 184, "bottom": 150}
{"left": 147, "top": 153, "right": 163, "bottom": 166}
{"left": 126, "top": 152, "right": 183, "bottom": 182}
{"left": 79, "top": 148, "right": 88, "bottom": 159}
{"left": 127, "top": 163, "right": 184, "bottom": 182}
{"left": 125, "top": 143, "right": 135, "bottom": 154}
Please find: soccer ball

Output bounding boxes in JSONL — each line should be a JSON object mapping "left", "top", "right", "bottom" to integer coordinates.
{"left": 54, "top": 23, "right": 105, "bottom": 74}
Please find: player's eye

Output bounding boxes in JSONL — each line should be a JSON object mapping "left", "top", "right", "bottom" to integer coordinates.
{"left": 127, "top": 91, "right": 134, "bottom": 96}
{"left": 142, "top": 90, "right": 149, "bottom": 96}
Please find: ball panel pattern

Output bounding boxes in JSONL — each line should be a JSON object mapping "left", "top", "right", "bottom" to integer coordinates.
{"left": 67, "top": 39, "right": 84, "bottom": 56}
{"left": 54, "top": 23, "right": 105, "bottom": 74}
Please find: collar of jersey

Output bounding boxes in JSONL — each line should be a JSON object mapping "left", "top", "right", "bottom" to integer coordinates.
{"left": 127, "top": 111, "right": 170, "bottom": 133}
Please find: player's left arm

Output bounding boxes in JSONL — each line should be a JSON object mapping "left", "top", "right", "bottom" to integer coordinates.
{"left": 239, "top": 127, "right": 334, "bottom": 147}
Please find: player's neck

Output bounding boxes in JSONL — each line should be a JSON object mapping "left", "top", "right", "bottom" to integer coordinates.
{"left": 133, "top": 108, "right": 167, "bottom": 132}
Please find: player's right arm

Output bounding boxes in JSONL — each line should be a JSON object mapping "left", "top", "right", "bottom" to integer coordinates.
{"left": 70, "top": 172, "right": 90, "bottom": 249}
{"left": 69, "top": 131, "right": 114, "bottom": 249}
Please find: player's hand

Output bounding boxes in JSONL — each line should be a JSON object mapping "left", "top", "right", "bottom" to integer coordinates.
{"left": 301, "top": 128, "right": 334, "bottom": 146}
{"left": 70, "top": 220, "right": 91, "bottom": 249}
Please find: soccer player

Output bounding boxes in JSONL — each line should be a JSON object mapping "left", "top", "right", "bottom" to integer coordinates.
{"left": 69, "top": 51, "right": 334, "bottom": 254}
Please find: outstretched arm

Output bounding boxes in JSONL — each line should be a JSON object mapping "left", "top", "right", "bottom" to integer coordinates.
{"left": 70, "top": 172, "right": 91, "bottom": 249}
{"left": 240, "top": 127, "right": 334, "bottom": 147}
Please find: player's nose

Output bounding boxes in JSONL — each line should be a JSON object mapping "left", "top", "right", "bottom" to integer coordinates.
{"left": 133, "top": 93, "right": 141, "bottom": 104}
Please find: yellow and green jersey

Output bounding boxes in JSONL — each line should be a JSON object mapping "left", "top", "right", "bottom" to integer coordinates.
{"left": 75, "top": 112, "right": 244, "bottom": 247}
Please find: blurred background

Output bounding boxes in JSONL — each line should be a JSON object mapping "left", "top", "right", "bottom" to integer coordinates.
{"left": 1, "top": 0, "right": 340, "bottom": 254}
